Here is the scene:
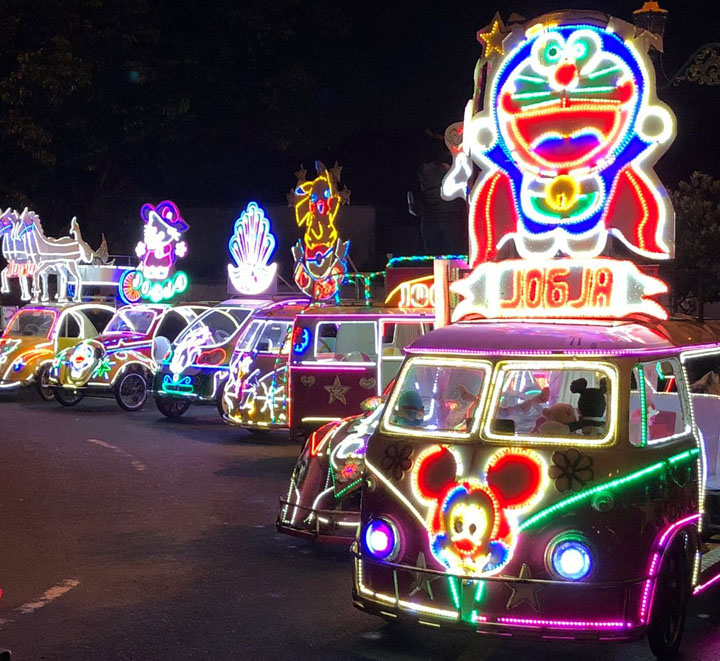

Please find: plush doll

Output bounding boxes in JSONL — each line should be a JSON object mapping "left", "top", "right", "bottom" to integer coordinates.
{"left": 569, "top": 378, "right": 607, "bottom": 435}
{"left": 537, "top": 403, "right": 577, "bottom": 436}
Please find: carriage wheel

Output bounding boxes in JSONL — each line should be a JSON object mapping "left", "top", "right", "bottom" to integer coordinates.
{"left": 119, "top": 270, "right": 143, "bottom": 304}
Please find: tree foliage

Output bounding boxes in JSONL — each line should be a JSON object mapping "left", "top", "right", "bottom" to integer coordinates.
{"left": 665, "top": 171, "right": 720, "bottom": 315}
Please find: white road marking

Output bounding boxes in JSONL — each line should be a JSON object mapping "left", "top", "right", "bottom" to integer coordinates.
{"left": 0, "top": 579, "right": 80, "bottom": 629}
{"left": 16, "top": 579, "right": 80, "bottom": 615}
{"left": 86, "top": 438, "right": 147, "bottom": 472}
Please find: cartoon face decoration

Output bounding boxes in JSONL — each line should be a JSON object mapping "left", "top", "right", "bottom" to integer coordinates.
{"left": 444, "top": 14, "right": 675, "bottom": 266}
{"left": 412, "top": 446, "right": 546, "bottom": 576}
{"left": 289, "top": 161, "right": 351, "bottom": 300}
{"left": 69, "top": 340, "right": 102, "bottom": 382}
{"left": 135, "top": 201, "right": 189, "bottom": 282}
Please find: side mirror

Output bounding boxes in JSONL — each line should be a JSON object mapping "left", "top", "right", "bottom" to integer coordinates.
{"left": 360, "top": 395, "right": 385, "bottom": 412}
{"left": 153, "top": 335, "right": 171, "bottom": 363}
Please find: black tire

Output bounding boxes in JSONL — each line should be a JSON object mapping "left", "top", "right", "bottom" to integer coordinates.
{"left": 216, "top": 383, "right": 228, "bottom": 417}
{"left": 115, "top": 370, "right": 148, "bottom": 411}
{"left": 36, "top": 364, "right": 54, "bottom": 402}
{"left": 54, "top": 386, "right": 84, "bottom": 407}
{"left": 155, "top": 396, "right": 191, "bottom": 418}
{"left": 648, "top": 538, "right": 691, "bottom": 659}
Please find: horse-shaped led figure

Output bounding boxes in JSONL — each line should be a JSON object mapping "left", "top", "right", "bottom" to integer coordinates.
{"left": 0, "top": 208, "right": 35, "bottom": 300}
{"left": 16, "top": 209, "right": 94, "bottom": 303}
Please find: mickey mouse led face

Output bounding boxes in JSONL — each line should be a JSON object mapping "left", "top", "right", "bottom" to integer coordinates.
{"left": 412, "top": 446, "right": 546, "bottom": 577}
{"left": 446, "top": 15, "right": 676, "bottom": 266}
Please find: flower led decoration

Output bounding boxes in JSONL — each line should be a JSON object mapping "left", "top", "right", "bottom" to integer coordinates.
{"left": 549, "top": 448, "right": 595, "bottom": 493}
{"left": 227, "top": 202, "right": 278, "bottom": 295}
{"left": 381, "top": 442, "right": 413, "bottom": 480}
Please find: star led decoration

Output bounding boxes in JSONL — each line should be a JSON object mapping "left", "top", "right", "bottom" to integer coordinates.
{"left": 329, "top": 161, "right": 342, "bottom": 184}
{"left": 93, "top": 357, "right": 113, "bottom": 380}
{"left": 505, "top": 563, "right": 542, "bottom": 611}
{"left": 476, "top": 13, "right": 508, "bottom": 57}
{"left": 408, "top": 552, "right": 439, "bottom": 599}
{"left": 324, "top": 376, "right": 350, "bottom": 405}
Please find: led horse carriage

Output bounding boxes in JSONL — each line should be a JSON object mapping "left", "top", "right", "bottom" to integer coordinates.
{"left": 352, "top": 10, "right": 720, "bottom": 659}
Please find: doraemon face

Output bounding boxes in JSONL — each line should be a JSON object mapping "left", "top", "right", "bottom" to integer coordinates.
{"left": 497, "top": 27, "right": 640, "bottom": 177}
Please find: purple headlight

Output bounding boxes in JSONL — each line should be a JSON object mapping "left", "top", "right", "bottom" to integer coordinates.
{"left": 364, "top": 518, "right": 399, "bottom": 560}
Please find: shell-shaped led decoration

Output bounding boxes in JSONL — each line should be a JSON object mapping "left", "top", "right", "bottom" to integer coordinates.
{"left": 228, "top": 202, "right": 278, "bottom": 295}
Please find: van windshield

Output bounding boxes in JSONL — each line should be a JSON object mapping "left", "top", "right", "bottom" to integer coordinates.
{"left": 487, "top": 362, "right": 615, "bottom": 444}
{"left": 384, "top": 359, "right": 490, "bottom": 436}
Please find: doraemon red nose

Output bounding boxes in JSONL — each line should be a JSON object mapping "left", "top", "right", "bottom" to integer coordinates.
{"left": 554, "top": 62, "right": 578, "bottom": 88}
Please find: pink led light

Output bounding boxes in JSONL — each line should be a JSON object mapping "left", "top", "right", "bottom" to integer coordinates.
{"left": 639, "top": 513, "right": 701, "bottom": 623}
{"left": 693, "top": 570, "right": 720, "bottom": 595}
{"left": 498, "top": 617, "right": 630, "bottom": 630}
{"left": 406, "top": 343, "right": 720, "bottom": 358}
{"left": 292, "top": 364, "right": 368, "bottom": 372}
{"left": 474, "top": 614, "right": 489, "bottom": 623}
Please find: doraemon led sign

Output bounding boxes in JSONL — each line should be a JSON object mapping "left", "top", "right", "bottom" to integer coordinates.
{"left": 443, "top": 12, "right": 676, "bottom": 267}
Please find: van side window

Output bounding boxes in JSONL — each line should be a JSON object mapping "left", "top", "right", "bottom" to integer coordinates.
{"left": 629, "top": 359, "right": 688, "bottom": 446}
{"left": 683, "top": 350, "right": 720, "bottom": 489}
{"left": 60, "top": 313, "right": 81, "bottom": 338}
{"left": 256, "top": 322, "right": 290, "bottom": 353}
{"left": 316, "top": 322, "right": 376, "bottom": 363}
{"left": 316, "top": 323, "right": 338, "bottom": 359}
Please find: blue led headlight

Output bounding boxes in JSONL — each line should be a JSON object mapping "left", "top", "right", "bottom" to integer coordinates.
{"left": 547, "top": 534, "right": 593, "bottom": 581}
{"left": 363, "top": 518, "right": 400, "bottom": 561}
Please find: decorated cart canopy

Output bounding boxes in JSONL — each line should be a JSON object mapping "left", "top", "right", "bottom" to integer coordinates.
{"left": 442, "top": 10, "right": 676, "bottom": 322}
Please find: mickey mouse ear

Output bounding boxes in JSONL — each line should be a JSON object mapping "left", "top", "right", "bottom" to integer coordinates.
{"left": 486, "top": 449, "right": 545, "bottom": 511}
{"left": 413, "top": 446, "right": 457, "bottom": 502}
{"left": 570, "top": 377, "right": 588, "bottom": 394}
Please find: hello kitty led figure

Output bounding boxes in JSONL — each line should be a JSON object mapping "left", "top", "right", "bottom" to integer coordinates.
{"left": 135, "top": 201, "right": 189, "bottom": 281}
{"left": 443, "top": 12, "right": 676, "bottom": 267}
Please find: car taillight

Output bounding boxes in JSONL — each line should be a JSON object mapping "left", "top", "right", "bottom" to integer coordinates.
{"left": 197, "top": 348, "right": 226, "bottom": 365}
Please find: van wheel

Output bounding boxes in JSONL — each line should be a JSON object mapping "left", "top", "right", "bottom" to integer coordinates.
{"left": 156, "top": 396, "right": 191, "bottom": 418}
{"left": 216, "top": 383, "right": 227, "bottom": 417}
{"left": 648, "top": 538, "right": 690, "bottom": 659}
{"left": 36, "top": 364, "right": 54, "bottom": 402}
{"left": 54, "top": 386, "right": 84, "bottom": 407}
{"left": 115, "top": 370, "right": 147, "bottom": 411}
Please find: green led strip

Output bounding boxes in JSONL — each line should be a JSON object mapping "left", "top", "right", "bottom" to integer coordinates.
{"left": 638, "top": 366, "right": 648, "bottom": 447}
{"left": 447, "top": 576, "right": 461, "bottom": 610}
{"left": 335, "top": 477, "right": 362, "bottom": 499}
{"left": 519, "top": 448, "right": 699, "bottom": 531}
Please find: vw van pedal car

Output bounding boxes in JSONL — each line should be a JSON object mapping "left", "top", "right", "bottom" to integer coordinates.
{"left": 352, "top": 8, "right": 720, "bottom": 659}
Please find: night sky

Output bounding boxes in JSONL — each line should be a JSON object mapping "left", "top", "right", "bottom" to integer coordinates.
{"left": 1, "top": 1, "right": 718, "bottom": 261}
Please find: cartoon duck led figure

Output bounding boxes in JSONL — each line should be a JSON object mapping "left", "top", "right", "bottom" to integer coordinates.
{"left": 413, "top": 445, "right": 546, "bottom": 577}
{"left": 443, "top": 12, "right": 676, "bottom": 266}
{"left": 289, "top": 161, "right": 351, "bottom": 300}
{"left": 135, "top": 201, "right": 188, "bottom": 281}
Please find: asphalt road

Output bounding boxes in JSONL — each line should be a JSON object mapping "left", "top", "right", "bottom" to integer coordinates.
{"left": 1, "top": 392, "right": 720, "bottom": 660}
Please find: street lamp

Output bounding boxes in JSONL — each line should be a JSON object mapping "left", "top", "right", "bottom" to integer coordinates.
{"left": 632, "top": 2, "right": 668, "bottom": 44}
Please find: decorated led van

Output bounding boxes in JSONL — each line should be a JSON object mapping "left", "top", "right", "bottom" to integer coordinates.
{"left": 288, "top": 306, "right": 434, "bottom": 441}
{"left": 0, "top": 303, "right": 114, "bottom": 400}
{"left": 153, "top": 299, "right": 269, "bottom": 418}
{"left": 49, "top": 303, "right": 205, "bottom": 410}
{"left": 352, "top": 9, "right": 720, "bottom": 658}
{"left": 220, "top": 298, "right": 309, "bottom": 431}
{"left": 278, "top": 394, "right": 385, "bottom": 542}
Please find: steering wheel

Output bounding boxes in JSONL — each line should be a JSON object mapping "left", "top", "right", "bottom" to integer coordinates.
{"left": 23, "top": 324, "right": 41, "bottom": 335}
